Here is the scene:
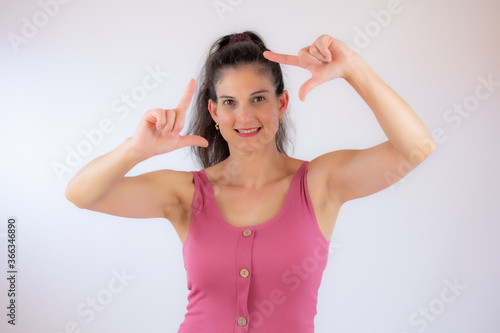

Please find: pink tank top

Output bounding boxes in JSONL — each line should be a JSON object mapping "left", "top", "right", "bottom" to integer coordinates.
{"left": 179, "top": 161, "right": 330, "bottom": 333}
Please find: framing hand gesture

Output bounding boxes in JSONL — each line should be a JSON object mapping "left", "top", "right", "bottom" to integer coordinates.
{"left": 264, "top": 35, "right": 360, "bottom": 101}
{"left": 129, "top": 79, "right": 208, "bottom": 160}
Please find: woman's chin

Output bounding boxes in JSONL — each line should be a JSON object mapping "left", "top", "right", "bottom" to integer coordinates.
{"left": 225, "top": 128, "right": 278, "bottom": 154}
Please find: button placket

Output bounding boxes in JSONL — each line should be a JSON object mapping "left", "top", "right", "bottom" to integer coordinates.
{"left": 235, "top": 227, "right": 255, "bottom": 332}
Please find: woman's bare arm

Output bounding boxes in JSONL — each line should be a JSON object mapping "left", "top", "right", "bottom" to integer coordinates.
{"left": 65, "top": 138, "right": 193, "bottom": 219}
{"left": 264, "top": 36, "right": 434, "bottom": 204}
{"left": 65, "top": 79, "right": 208, "bottom": 220}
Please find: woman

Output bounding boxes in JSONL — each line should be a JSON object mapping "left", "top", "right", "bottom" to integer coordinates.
{"left": 66, "top": 31, "right": 434, "bottom": 332}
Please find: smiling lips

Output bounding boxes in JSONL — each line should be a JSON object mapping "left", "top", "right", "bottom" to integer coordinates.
{"left": 235, "top": 127, "right": 261, "bottom": 137}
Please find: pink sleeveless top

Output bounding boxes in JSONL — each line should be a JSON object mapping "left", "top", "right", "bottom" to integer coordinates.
{"left": 179, "top": 161, "right": 330, "bottom": 333}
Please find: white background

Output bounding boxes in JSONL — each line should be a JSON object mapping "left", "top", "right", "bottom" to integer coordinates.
{"left": 1, "top": 0, "right": 499, "bottom": 332}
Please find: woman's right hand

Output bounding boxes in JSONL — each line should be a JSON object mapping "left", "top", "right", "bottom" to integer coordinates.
{"left": 129, "top": 79, "right": 209, "bottom": 160}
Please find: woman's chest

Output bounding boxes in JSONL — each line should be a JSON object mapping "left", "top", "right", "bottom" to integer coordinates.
{"left": 214, "top": 183, "right": 290, "bottom": 227}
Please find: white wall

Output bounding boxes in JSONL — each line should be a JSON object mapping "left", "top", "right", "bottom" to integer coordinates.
{"left": 1, "top": 0, "right": 499, "bottom": 332}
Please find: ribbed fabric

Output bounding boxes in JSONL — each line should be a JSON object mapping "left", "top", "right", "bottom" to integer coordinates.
{"left": 179, "top": 161, "right": 330, "bottom": 333}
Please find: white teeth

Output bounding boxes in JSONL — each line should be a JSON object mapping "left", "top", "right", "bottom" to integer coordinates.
{"left": 238, "top": 128, "right": 259, "bottom": 134}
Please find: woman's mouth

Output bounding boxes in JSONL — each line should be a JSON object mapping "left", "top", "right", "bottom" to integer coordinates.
{"left": 235, "top": 127, "right": 261, "bottom": 137}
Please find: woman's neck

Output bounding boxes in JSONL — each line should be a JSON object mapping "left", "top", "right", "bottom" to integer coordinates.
{"left": 218, "top": 147, "right": 288, "bottom": 189}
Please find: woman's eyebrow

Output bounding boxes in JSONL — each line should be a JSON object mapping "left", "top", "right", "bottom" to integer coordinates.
{"left": 250, "top": 90, "right": 269, "bottom": 95}
{"left": 219, "top": 90, "right": 270, "bottom": 99}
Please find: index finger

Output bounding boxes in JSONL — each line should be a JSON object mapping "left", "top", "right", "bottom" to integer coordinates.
{"left": 176, "top": 78, "right": 196, "bottom": 112}
{"left": 263, "top": 51, "right": 300, "bottom": 67}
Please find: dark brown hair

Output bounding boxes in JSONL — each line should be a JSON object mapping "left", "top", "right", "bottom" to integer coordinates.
{"left": 187, "top": 31, "right": 293, "bottom": 168}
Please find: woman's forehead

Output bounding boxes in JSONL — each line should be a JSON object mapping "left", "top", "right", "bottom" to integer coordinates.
{"left": 216, "top": 65, "right": 273, "bottom": 95}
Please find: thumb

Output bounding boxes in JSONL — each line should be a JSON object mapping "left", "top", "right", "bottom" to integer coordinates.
{"left": 178, "top": 135, "right": 209, "bottom": 148}
{"left": 299, "top": 77, "right": 324, "bottom": 101}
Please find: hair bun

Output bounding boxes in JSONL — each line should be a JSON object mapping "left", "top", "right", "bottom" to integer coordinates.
{"left": 229, "top": 33, "right": 252, "bottom": 44}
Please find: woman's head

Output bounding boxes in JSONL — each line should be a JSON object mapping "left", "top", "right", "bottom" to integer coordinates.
{"left": 188, "top": 31, "right": 292, "bottom": 168}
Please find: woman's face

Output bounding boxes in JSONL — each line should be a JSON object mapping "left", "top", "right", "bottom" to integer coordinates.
{"left": 208, "top": 65, "right": 288, "bottom": 154}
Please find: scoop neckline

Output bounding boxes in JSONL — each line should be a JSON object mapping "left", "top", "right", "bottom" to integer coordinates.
{"left": 199, "top": 161, "right": 308, "bottom": 231}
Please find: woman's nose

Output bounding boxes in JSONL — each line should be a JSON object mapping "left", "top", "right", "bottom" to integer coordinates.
{"left": 236, "top": 104, "right": 253, "bottom": 122}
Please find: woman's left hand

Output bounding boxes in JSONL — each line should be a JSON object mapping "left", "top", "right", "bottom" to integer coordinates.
{"left": 263, "top": 35, "right": 360, "bottom": 101}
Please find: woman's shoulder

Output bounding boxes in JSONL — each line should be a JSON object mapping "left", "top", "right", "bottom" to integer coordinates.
{"left": 287, "top": 157, "right": 308, "bottom": 174}
{"left": 147, "top": 168, "right": 196, "bottom": 201}
{"left": 151, "top": 168, "right": 196, "bottom": 181}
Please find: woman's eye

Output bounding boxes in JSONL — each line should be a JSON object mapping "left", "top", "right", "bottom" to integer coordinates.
{"left": 222, "top": 100, "right": 235, "bottom": 106}
{"left": 253, "top": 96, "right": 266, "bottom": 102}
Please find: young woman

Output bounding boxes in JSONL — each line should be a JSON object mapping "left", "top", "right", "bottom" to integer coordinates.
{"left": 66, "top": 31, "right": 434, "bottom": 332}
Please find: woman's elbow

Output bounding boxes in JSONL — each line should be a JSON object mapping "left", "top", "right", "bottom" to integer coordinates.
{"left": 65, "top": 183, "right": 87, "bottom": 209}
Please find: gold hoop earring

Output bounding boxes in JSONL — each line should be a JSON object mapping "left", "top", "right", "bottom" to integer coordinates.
{"left": 279, "top": 117, "right": 283, "bottom": 124}
{"left": 215, "top": 123, "right": 219, "bottom": 130}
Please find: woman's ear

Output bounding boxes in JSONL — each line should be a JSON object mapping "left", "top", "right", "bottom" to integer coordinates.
{"left": 208, "top": 99, "right": 218, "bottom": 123}
{"left": 278, "top": 90, "right": 289, "bottom": 118}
